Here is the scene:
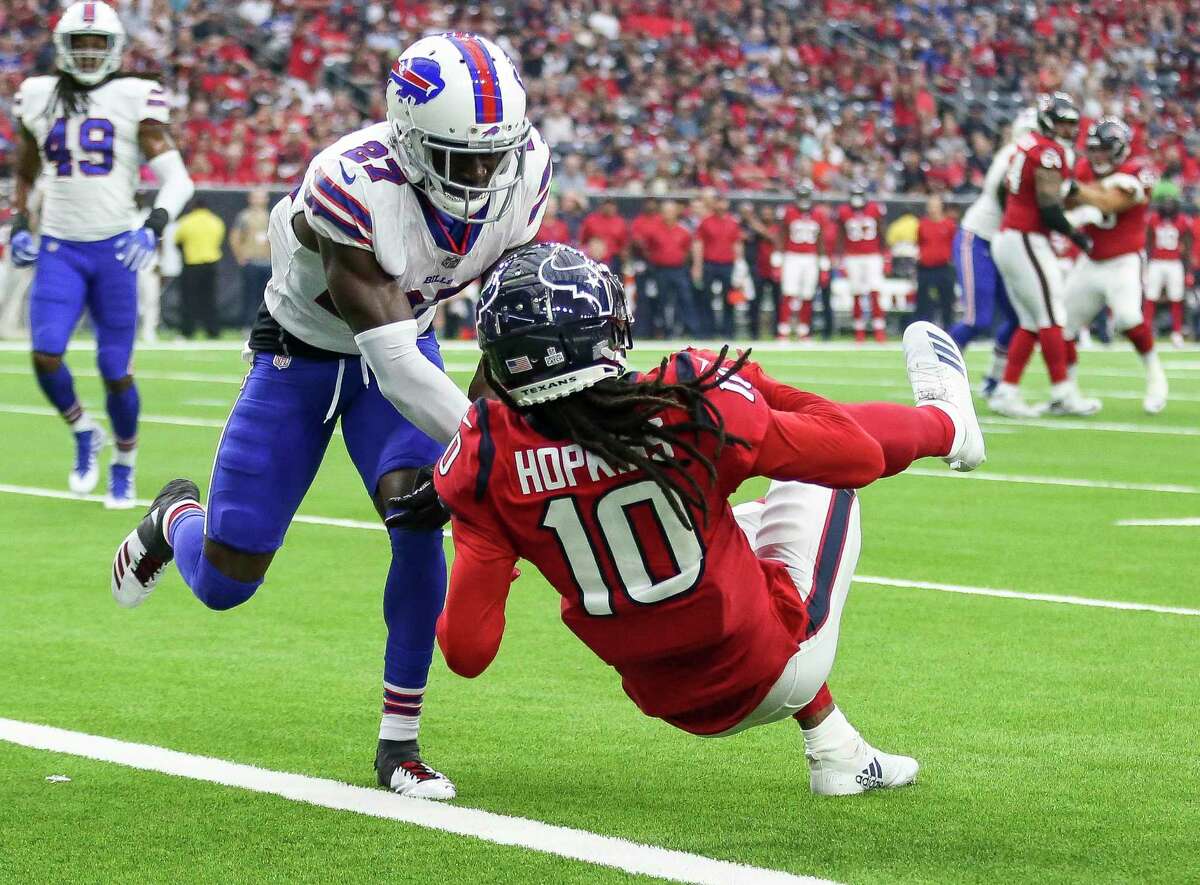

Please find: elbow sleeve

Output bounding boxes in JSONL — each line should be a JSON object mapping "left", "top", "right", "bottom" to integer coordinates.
{"left": 148, "top": 150, "right": 194, "bottom": 221}
{"left": 1038, "top": 202, "right": 1076, "bottom": 237}
{"left": 354, "top": 319, "right": 471, "bottom": 445}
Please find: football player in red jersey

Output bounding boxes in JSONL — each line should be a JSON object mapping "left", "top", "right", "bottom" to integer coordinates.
{"left": 778, "top": 180, "right": 825, "bottom": 340}
{"left": 1063, "top": 117, "right": 1168, "bottom": 413}
{"left": 1145, "top": 190, "right": 1192, "bottom": 348}
{"left": 990, "top": 92, "right": 1100, "bottom": 418}
{"left": 836, "top": 183, "right": 888, "bottom": 343}
{"left": 427, "top": 243, "right": 986, "bottom": 796}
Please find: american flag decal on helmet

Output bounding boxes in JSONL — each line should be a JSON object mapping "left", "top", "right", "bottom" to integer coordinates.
{"left": 446, "top": 32, "right": 503, "bottom": 124}
{"left": 506, "top": 355, "right": 533, "bottom": 373}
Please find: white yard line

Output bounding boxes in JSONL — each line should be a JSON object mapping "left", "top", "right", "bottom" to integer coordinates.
{"left": 769, "top": 374, "right": 1200, "bottom": 403}
{"left": 979, "top": 416, "right": 1200, "bottom": 436}
{"left": 0, "top": 718, "right": 826, "bottom": 885}
{"left": 855, "top": 576, "right": 1200, "bottom": 616}
{"left": 1, "top": 482, "right": 1194, "bottom": 616}
{"left": 0, "top": 402, "right": 228, "bottom": 429}
{"left": 1115, "top": 518, "right": 1200, "bottom": 527}
{"left": 902, "top": 467, "right": 1200, "bottom": 495}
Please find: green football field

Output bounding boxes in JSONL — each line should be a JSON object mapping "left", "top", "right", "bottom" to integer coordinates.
{"left": 1, "top": 336, "right": 1198, "bottom": 884}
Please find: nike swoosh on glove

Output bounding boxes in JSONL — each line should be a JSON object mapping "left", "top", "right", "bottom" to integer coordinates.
{"left": 9, "top": 230, "right": 38, "bottom": 268}
{"left": 385, "top": 465, "right": 451, "bottom": 532}
{"left": 114, "top": 227, "right": 158, "bottom": 271}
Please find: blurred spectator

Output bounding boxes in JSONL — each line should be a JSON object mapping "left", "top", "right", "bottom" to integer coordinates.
{"left": 740, "top": 202, "right": 781, "bottom": 339}
{"left": 175, "top": 198, "right": 226, "bottom": 339}
{"left": 915, "top": 195, "right": 958, "bottom": 330}
{"left": 693, "top": 194, "right": 744, "bottom": 338}
{"left": 229, "top": 188, "right": 273, "bottom": 327}
{"left": 534, "top": 196, "right": 572, "bottom": 245}
{"left": 578, "top": 198, "right": 630, "bottom": 276}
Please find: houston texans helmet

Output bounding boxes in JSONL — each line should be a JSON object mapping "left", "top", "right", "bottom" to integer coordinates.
{"left": 477, "top": 243, "right": 632, "bottom": 406}
{"left": 1085, "top": 116, "right": 1132, "bottom": 175}
{"left": 1036, "top": 92, "right": 1080, "bottom": 148}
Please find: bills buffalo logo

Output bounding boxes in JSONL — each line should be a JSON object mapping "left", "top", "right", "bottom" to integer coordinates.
{"left": 390, "top": 57, "right": 445, "bottom": 105}
{"left": 481, "top": 125, "right": 502, "bottom": 138}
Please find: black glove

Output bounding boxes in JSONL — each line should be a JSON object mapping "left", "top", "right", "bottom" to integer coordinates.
{"left": 385, "top": 465, "right": 451, "bottom": 531}
{"left": 1069, "top": 229, "right": 1093, "bottom": 253}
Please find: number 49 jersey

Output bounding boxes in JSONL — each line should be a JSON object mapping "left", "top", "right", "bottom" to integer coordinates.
{"left": 265, "top": 121, "right": 553, "bottom": 354}
{"left": 435, "top": 352, "right": 810, "bottom": 734}
{"left": 15, "top": 75, "right": 170, "bottom": 241}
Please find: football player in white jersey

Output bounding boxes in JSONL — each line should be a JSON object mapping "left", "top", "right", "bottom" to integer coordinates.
{"left": 949, "top": 108, "right": 1034, "bottom": 398}
{"left": 111, "top": 33, "right": 553, "bottom": 799}
{"left": 12, "top": 1, "right": 194, "bottom": 507}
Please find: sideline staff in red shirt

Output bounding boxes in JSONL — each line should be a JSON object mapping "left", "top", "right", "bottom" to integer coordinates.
{"left": 915, "top": 195, "right": 958, "bottom": 330}
{"left": 693, "top": 193, "right": 744, "bottom": 337}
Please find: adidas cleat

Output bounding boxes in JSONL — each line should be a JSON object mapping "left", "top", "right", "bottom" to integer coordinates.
{"left": 69, "top": 425, "right": 106, "bottom": 495}
{"left": 111, "top": 478, "right": 201, "bottom": 609}
{"left": 376, "top": 739, "right": 457, "bottom": 800}
{"left": 808, "top": 738, "right": 919, "bottom": 796}
{"left": 104, "top": 463, "right": 137, "bottom": 510}
{"left": 987, "top": 383, "right": 1041, "bottom": 418}
{"left": 903, "top": 321, "right": 985, "bottom": 472}
{"left": 1042, "top": 389, "right": 1102, "bottom": 417}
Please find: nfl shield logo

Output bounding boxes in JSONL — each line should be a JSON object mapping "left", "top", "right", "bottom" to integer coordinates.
{"left": 442, "top": 255, "right": 463, "bottom": 269}
{"left": 272, "top": 354, "right": 292, "bottom": 370}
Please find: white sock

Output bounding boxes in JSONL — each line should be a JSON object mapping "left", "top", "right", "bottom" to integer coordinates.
{"left": 988, "top": 345, "right": 1008, "bottom": 382}
{"left": 1050, "top": 379, "right": 1074, "bottom": 401}
{"left": 1140, "top": 349, "right": 1162, "bottom": 372}
{"left": 994, "top": 381, "right": 1019, "bottom": 398}
{"left": 113, "top": 445, "right": 137, "bottom": 468}
{"left": 802, "top": 707, "right": 860, "bottom": 759}
{"left": 69, "top": 410, "right": 96, "bottom": 433}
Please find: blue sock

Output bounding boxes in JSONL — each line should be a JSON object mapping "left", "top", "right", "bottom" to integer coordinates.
{"left": 36, "top": 362, "right": 81, "bottom": 419}
{"left": 105, "top": 383, "right": 140, "bottom": 447}
{"left": 169, "top": 509, "right": 261, "bottom": 611}
{"left": 949, "top": 322, "right": 975, "bottom": 350}
{"left": 382, "top": 526, "right": 447, "bottom": 690}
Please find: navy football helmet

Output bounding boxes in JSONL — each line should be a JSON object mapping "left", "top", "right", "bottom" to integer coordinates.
{"left": 1036, "top": 92, "right": 1080, "bottom": 147}
{"left": 477, "top": 242, "right": 632, "bottom": 406}
{"left": 1085, "top": 116, "right": 1132, "bottom": 175}
{"left": 796, "top": 180, "right": 814, "bottom": 210}
{"left": 849, "top": 181, "right": 867, "bottom": 208}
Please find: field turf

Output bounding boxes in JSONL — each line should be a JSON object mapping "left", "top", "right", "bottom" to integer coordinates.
{"left": 1, "top": 337, "right": 1198, "bottom": 884}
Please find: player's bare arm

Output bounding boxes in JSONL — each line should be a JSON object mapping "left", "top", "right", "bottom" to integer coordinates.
{"left": 1074, "top": 180, "right": 1139, "bottom": 215}
{"left": 14, "top": 125, "right": 40, "bottom": 216}
{"left": 316, "top": 234, "right": 417, "bottom": 332}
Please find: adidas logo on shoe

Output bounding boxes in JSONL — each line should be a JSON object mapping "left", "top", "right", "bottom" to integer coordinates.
{"left": 855, "top": 757, "right": 884, "bottom": 790}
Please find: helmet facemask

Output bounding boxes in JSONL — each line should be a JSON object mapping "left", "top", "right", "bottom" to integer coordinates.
{"left": 55, "top": 30, "right": 123, "bottom": 86}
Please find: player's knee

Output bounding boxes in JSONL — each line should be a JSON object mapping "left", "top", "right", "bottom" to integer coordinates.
{"left": 96, "top": 348, "right": 133, "bottom": 383}
{"left": 31, "top": 351, "right": 62, "bottom": 375}
{"left": 104, "top": 374, "right": 134, "bottom": 393}
{"left": 374, "top": 467, "right": 421, "bottom": 519}
{"left": 201, "top": 538, "right": 272, "bottom": 585}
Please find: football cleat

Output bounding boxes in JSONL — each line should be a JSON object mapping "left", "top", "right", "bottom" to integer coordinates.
{"left": 808, "top": 737, "right": 919, "bottom": 796}
{"left": 1171, "top": 331, "right": 1185, "bottom": 349}
{"left": 978, "top": 374, "right": 1000, "bottom": 398}
{"left": 69, "top": 424, "right": 105, "bottom": 495}
{"left": 903, "top": 321, "right": 985, "bottom": 471}
{"left": 376, "top": 739, "right": 456, "bottom": 800}
{"left": 104, "top": 463, "right": 137, "bottom": 510}
{"left": 1042, "top": 388, "right": 1102, "bottom": 416}
{"left": 111, "top": 478, "right": 200, "bottom": 609}
{"left": 987, "top": 383, "right": 1041, "bottom": 418}
{"left": 1144, "top": 361, "right": 1168, "bottom": 415}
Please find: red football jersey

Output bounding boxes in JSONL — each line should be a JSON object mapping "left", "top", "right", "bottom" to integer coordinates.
{"left": 782, "top": 205, "right": 823, "bottom": 254}
{"left": 1146, "top": 211, "right": 1190, "bottom": 261}
{"left": 1000, "top": 132, "right": 1069, "bottom": 235}
{"left": 435, "top": 352, "right": 886, "bottom": 735}
{"left": 1075, "top": 156, "right": 1154, "bottom": 260}
{"left": 837, "top": 203, "right": 885, "bottom": 255}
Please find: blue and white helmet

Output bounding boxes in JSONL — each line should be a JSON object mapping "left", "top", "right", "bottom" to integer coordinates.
{"left": 477, "top": 243, "right": 632, "bottom": 406}
{"left": 54, "top": 1, "right": 125, "bottom": 86}
{"left": 385, "top": 33, "right": 530, "bottom": 224}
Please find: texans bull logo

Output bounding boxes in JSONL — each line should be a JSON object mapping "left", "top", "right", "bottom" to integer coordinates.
{"left": 390, "top": 57, "right": 446, "bottom": 105}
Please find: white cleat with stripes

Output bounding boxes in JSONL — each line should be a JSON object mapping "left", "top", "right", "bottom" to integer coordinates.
{"left": 808, "top": 738, "right": 920, "bottom": 796}
{"left": 903, "top": 321, "right": 986, "bottom": 472}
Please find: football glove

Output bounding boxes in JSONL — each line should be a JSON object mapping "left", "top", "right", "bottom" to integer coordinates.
{"left": 114, "top": 226, "right": 158, "bottom": 271}
{"left": 385, "top": 465, "right": 451, "bottom": 531}
{"left": 9, "top": 215, "right": 37, "bottom": 267}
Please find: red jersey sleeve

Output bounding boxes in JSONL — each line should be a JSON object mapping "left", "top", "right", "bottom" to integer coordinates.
{"left": 434, "top": 403, "right": 519, "bottom": 678}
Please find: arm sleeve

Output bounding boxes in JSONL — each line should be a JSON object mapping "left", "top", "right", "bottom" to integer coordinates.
{"left": 148, "top": 150, "right": 195, "bottom": 221}
{"left": 302, "top": 156, "right": 377, "bottom": 253}
{"left": 138, "top": 81, "right": 171, "bottom": 124}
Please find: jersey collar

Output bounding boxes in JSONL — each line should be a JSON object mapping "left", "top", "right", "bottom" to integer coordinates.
{"left": 413, "top": 188, "right": 488, "bottom": 256}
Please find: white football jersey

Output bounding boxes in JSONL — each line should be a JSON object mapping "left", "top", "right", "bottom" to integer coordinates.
{"left": 264, "top": 121, "right": 553, "bottom": 354}
{"left": 15, "top": 75, "right": 170, "bottom": 242}
{"left": 961, "top": 142, "right": 1018, "bottom": 241}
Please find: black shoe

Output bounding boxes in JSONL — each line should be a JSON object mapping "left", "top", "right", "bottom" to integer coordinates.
{"left": 111, "top": 478, "right": 201, "bottom": 608}
{"left": 375, "top": 738, "right": 457, "bottom": 799}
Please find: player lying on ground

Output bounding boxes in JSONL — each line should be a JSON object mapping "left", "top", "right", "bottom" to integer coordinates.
{"left": 12, "top": 0, "right": 194, "bottom": 507}
{"left": 423, "top": 243, "right": 985, "bottom": 795}
{"left": 109, "top": 32, "right": 553, "bottom": 799}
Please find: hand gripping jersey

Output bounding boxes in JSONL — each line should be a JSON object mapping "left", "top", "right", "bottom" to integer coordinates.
{"left": 782, "top": 205, "right": 822, "bottom": 254}
{"left": 435, "top": 351, "right": 886, "bottom": 734}
{"left": 1000, "top": 132, "right": 1069, "bottom": 236}
{"left": 265, "top": 122, "right": 552, "bottom": 353}
{"left": 1074, "top": 155, "right": 1154, "bottom": 260}
{"left": 1146, "top": 211, "right": 1190, "bottom": 261}
{"left": 961, "top": 142, "right": 1019, "bottom": 240}
{"left": 837, "top": 203, "right": 885, "bottom": 255}
{"left": 14, "top": 75, "right": 170, "bottom": 241}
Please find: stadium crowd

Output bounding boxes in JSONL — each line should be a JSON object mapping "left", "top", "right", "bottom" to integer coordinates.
{"left": 3, "top": 0, "right": 1200, "bottom": 198}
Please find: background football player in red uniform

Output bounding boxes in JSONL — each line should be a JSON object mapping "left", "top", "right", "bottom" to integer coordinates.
{"left": 990, "top": 92, "right": 1099, "bottom": 418}
{"left": 427, "top": 243, "right": 985, "bottom": 796}
{"left": 836, "top": 183, "right": 889, "bottom": 343}
{"left": 778, "top": 181, "right": 825, "bottom": 340}
{"left": 1063, "top": 117, "right": 1168, "bottom": 413}
{"left": 1144, "top": 188, "right": 1192, "bottom": 348}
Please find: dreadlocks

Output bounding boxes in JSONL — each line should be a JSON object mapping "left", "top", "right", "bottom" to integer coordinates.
{"left": 42, "top": 71, "right": 159, "bottom": 119}
{"left": 507, "top": 346, "right": 754, "bottom": 528}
